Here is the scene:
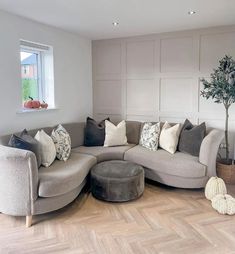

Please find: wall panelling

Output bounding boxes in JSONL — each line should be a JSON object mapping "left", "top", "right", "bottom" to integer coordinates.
{"left": 92, "top": 26, "right": 235, "bottom": 157}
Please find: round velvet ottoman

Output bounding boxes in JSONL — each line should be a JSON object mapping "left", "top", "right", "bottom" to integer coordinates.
{"left": 91, "top": 160, "right": 145, "bottom": 202}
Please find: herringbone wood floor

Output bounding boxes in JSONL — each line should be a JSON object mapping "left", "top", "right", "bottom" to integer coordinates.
{"left": 1, "top": 181, "right": 235, "bottom": 254}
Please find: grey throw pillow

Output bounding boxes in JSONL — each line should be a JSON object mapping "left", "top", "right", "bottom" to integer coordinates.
{"left": 84, "top": 117, "right": 110, "bottom": 146}
{"left": 178, "top": 119, "right": 206, "bottom": 157}
{"left": 8, "top": 129, "right": 41, "bottom": 167}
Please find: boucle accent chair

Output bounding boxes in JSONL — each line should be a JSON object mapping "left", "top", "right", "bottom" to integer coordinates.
{"left": 0, "top": 121, "right": 224, "bottom": 227}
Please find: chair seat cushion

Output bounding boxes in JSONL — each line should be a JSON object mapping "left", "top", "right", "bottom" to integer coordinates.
{"left": 38, "top": 152, "right": 96, "bottom": 197}
{"left": 124, "top": 145, "right": 206, "bottom": 178}
{"left": 72, "top": 144, "right": 135, "bottom": 163}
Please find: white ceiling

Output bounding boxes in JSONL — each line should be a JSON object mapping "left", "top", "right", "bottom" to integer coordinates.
{"left": 0, "top": 0, "right": 235, "bottom": 40}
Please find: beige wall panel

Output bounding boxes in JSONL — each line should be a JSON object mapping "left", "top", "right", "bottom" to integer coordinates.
{"left": 93, "top": 80, "right": 122, "bottom": 114}
{"left": 160, "top": 78, "right": 195, "bottom": 112}
{"left": 95, "top": 43, "right": 121, "bottom": 75}
{"left": 126, "top": 41, "right": 155, "bottom": 78}
{"left": 200, "top": 32, "right": 235, "bottom": 72}
{"left": 126, "top": 79, "right": 157, "bottom": 115}
{"left": 160, "top": 37, "right": 194, "bottom": 72}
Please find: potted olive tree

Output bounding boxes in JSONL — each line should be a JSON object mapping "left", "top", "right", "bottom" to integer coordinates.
{"left": 201, "top": 55, "right": 235, "bottom": 184}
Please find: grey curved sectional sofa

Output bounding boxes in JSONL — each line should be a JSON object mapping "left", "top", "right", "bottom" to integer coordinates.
{"left": 0, "top": 121, "right": 224, "bottom": 227}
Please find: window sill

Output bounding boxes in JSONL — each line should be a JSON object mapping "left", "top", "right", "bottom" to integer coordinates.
{"left": 17, "top": 107, "right": 58, "bottom": 114}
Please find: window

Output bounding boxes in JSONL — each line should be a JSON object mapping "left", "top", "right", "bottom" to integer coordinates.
{"left": 20, "top": 40, "right": 54, "bottom": 109}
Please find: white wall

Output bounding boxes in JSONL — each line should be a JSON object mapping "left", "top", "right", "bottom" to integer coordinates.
{"left": 92, "top": 25, "right": 235, "bottom": 157}
{"left": 0, "top": 10, "right": 93, "bottom": 135}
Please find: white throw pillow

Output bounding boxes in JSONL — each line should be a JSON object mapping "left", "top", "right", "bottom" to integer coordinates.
{"left": 139, "top": 122, "right": 161, "bottom": 151}
{"left": 104, "top": 120, "right": 127, "bottom": 147}
{"left": 51, "top": 124, "right": 71, "bottom": 161}
{"left": 35, "top": 130, "right": 56, "bottom": 167}
{"left": 159, "top": 122, "right": 181, "bottom": 154}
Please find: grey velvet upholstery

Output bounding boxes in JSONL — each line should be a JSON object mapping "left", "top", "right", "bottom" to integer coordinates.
{"left": 91, "top": 160, "right": 144, "bottom": 202}
{"left": 72, "top": 144, "right": 135, "bottom": 163}
{"left": 39, "top": 153, "right": 96, "bottom": 197}
{"left": 0, "top": 120, "right": 224, "bottom": 222}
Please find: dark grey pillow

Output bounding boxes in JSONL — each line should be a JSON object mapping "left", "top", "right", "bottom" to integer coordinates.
{"left": 178, "top": 119, "right": 206, "bottom": 157}
{"left": 8, "top": 129, "right": 41, "bottom": 167}
{"left": 84, "top": 117, "right": 110, "bottom": 146}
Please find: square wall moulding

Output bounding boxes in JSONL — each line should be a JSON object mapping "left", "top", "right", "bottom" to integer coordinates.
{"left": 92, "top": 26, "right": 235, "bottom": 146}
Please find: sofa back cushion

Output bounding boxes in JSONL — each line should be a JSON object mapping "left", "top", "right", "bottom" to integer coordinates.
{"left": 0, "top": 123, "right": 85, "bottom": 149}
{"left": 59, "top": 122, "right": 85, "bottom": 148}
{"left": 126, "top": 121, "right": 141, "bottom": 144}
{"left": 0, "top": 127, "right": 53, "bottom": 146}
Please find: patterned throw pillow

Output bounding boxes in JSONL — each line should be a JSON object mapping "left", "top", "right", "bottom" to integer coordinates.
{"left": 139, "top": 122, "right": 161, "bottom": 151}
{"left": 51, "top": 124, "right": 71, "bottom": 161}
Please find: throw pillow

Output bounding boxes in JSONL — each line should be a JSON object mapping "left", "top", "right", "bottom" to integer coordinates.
{"left": 104, "top": 120, "right": 127, "bottom": 147}
{"left": 8, "top": 129, "right": 41, "bottom": 167}
{"left": 159, "top": 122, "right": 181, "bottom": 154}
{"left": 51, "top": 124, "right": 71, "bottom": 161}
{"left": 35, "top": 130, "right": 56, "bottom": 167}
{"left": 84, "top": 117, "right": 110, "bottom": 146}
{"left": 139, "top": 122, "right": 161, "bottom": 151}
{"left": 178, "top": 119, "right": 206, "bottom": 156}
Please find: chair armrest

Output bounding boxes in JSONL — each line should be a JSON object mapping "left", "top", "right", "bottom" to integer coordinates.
{"left": 199, "top": 129, "right": 224, "bottom": 177}
{"left": 0, "top": 145, "right": 38, "bottom": 216}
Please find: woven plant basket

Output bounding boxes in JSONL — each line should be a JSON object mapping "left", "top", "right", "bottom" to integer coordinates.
{"left": 217, "top": 161, "right": 235, "bottom": 184}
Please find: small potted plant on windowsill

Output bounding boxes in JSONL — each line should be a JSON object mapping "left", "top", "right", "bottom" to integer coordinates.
{"left": 201, "top": 55, "right": 235, "bottom": 184}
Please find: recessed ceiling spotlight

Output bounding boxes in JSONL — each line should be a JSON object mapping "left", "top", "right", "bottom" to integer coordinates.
{"left": 112, "top": 22, "right": 119, "bottom": 26}
{"left": 188, "top": 10, "right": 196, "bottom": 15}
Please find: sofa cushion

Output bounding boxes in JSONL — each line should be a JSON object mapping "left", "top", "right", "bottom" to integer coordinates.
{"left": 159, "top": 122, "right": 181, "bottom": 154}
{"left": 35, "top": 130, "right": 56, "bottom": 167}
{"left": 126, "top": 121, "right": 141, "bottom": 144}
{"left": 51, "top": 124, "right": 71, "bottom": 161}
{"left": 38, "top": 152, "right": 96, "bottom": 197}
{"left": 84, "top": 117, "right": 109, "bottom": 147}
{"left": 73, "top": 144, "right": 135, "bottom": 163}
{"left": 104, "top": 120, "right": 127, "bottom": 147}
{"left": 58, "top": 122, "right": 85, "bottom": 148}
{"left": 8, "top": 129, "right": 41, "bottom": 167}
{"left": 178, "top": 119, "right": 206, "bottom": 157}
{"left": 124, "top": 145, "right": 206, "bottom": 178}
{"left": 139, "top": 122, "right": 161, "bottom": 151}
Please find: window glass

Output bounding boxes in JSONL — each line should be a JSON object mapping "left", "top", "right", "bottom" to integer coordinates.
{"left": 21, "top": 50, "right": 40, "bottom": 102}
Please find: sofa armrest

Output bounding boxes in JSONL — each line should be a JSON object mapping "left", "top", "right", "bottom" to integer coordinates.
{"left": 199, "top": 129, "right": 224, "bottom": 177}
{"left": 0, "top": 145, "right": 38, "bottom": 216}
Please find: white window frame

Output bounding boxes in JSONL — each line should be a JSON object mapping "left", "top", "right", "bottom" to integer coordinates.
{"left": 20, "top": 40, "right": 55, "bottom": 110}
